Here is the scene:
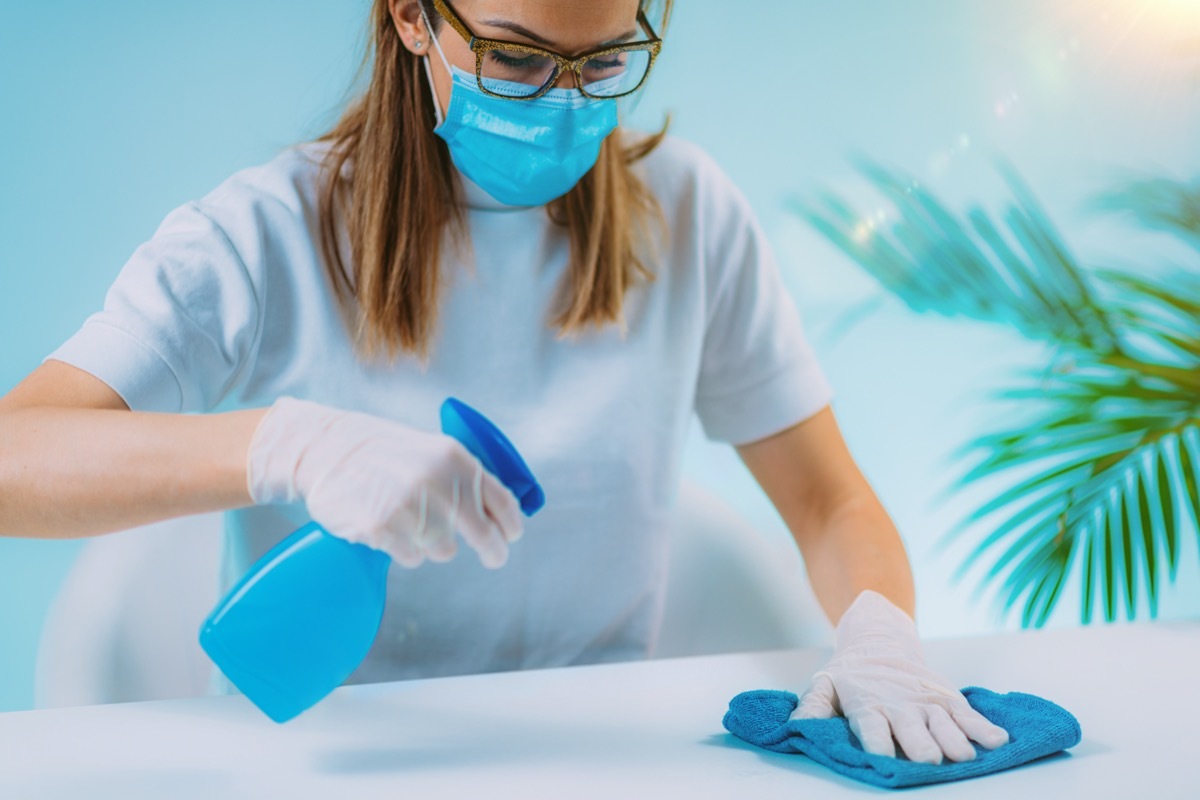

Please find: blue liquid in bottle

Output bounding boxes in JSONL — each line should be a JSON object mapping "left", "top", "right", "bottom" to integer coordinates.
{"left": 199, "top": 397, "right": 544, "bottom": 723}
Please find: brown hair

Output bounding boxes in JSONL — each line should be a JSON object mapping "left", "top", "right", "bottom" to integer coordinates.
{"left": 312, "top": 0, "right": 674, "bottom": 365}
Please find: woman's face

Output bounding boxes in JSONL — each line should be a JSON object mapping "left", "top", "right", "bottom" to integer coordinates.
{"left": 390, "top": 0, "right": 643, "bottom": 118}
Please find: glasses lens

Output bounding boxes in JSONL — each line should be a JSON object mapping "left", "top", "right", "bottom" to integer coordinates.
{"left": 580, "top": 48, "right": 651, "bottom": 97}
{"left": 480, "top": 48, "right": 557, "bottom": 97}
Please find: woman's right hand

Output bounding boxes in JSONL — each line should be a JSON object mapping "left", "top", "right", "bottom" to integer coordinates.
{"left": 245, "top": 396, "right": 523, "bottom": 568}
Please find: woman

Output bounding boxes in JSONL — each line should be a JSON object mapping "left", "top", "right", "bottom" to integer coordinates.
{"left": 0, "top": 0, "right": 1007, "bottom": 763}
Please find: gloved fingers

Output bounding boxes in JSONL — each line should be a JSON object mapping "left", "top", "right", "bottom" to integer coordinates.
{"left": 925, "top": 704, "right": 977, "bottom": 762}
{"left": 419, "top": 532, "right": 458, "bottom": 562}
{"left": 884, "top": 707, "right": 943, "bottom": 765}
{"left": 380, "top": 519, "right": 425, "bottom": 568}
{"left": 948, "top": 700, "right": 1010, "bottom": 749}
{"left": 848, "top": 709, "right": 895, "bottom": 759}
{"left": 407, "top": 479, "right": 451, "bottom": 561}
{"left": 417, "top": 479, "right": 460, "bottom": 563}
{"left": 477, "top": 465, "right": 525, "bottom": 543}
{"left": 385, "top": 487, "right": 428, "bottom": 567}
{"left": 789, "top": 671, "right": 837, "bottom": 720}
{"left": 452, "top": 460, "right": 509, "bottom": 569}
{"left": 416, "top": 521, "right": 459, "bottom": 563}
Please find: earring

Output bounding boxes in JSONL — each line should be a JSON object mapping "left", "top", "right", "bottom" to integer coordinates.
{"left": 414, "top": 40, "right": 423, "bottom": 50}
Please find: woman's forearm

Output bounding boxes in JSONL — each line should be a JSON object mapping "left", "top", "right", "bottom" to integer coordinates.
{"left": 0, "top": 406, "right": 266, "bottom": 539}
{"left": 796, "top": 490, "right": 916, "bottom": 624}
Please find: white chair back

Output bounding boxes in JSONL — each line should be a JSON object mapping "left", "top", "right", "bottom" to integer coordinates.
{"left": 34, "top": 479, "right": 830, "bottom": 708}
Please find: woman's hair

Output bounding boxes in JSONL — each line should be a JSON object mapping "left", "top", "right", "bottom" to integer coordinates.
{"left": 312, "top": 0, "right": 674, "bottom": 364}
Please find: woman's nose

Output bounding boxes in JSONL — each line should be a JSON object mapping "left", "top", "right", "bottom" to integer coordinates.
{"left": 552, "top": 70, "right": 578, "bottom": 90}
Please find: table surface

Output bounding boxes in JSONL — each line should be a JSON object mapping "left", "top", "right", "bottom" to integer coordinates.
{"left": 1, "top": 620, "right": 1197, "bottom": 799}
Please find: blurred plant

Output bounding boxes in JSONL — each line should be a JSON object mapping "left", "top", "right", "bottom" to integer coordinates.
{"left": 792, "top": 158, "right": 1200, "bottom": 626}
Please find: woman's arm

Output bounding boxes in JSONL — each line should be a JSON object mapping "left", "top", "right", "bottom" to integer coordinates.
{"left": 0, "top": 360, "right": 264, "bottom": 539}
{"left": 0, "top": 360, "right": 518, "bottom": 568}
{"left": 737, "top": 406, "right": 1010, "bottom": 763}
{"left": 734, "top": 404, "right": 915, "bottom": 623}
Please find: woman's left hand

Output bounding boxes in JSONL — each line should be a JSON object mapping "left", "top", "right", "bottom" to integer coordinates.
{"left": 791, "top": 589, "right": 1010, "bottom": 764}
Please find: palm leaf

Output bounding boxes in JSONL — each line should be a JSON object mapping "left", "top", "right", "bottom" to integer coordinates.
{"left": 942, "top": 213, "right": 1200, "bottom": 626}
{"left": 1133, "top": 455, "right": 1159, "bottom": 618}
{"left": 946, "top": 327, "right": 1200, "bottom": 626}
{"left": 790, "top": 156, "right": 1123, "bottom": 351}
{"left": 1179, "top": 427, "right": 1200, "bottom": 539}
{"left": 1154, "top": 442, "right": 1180, "bottom": 581}
{"left": 795, "top": 159, "right": 1200, "bottom": 628}
{"left": 1086, "top": 176, "right": 1200, "bottom": 250}
{"left": 949, "top": 354, "right": 1198, "bottom": 626}
{"left": 1081, "top": 518, "right": 1097, "bottom": 623}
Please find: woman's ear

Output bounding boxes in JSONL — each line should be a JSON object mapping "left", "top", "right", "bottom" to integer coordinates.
{"left": 389, "top": 0, "right": 433, "bottom": 56}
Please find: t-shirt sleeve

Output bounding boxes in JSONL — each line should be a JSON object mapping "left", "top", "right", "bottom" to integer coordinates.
{"left": 43, "top": 201, "right": 261, "bottom": 414}
{"left": 692, "top": 155, "right": 834, "bottom": 446}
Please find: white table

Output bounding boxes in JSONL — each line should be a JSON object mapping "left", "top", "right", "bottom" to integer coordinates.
{"left": 1, "top": 621, "right": 1196, "bottom": 799}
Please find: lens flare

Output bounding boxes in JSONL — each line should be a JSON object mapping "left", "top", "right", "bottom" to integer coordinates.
{"left": 1057, "top": 0, "right": 1200, "bottom": 76}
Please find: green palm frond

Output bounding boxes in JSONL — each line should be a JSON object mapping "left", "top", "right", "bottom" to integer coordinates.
{"left": 792, "top": 159, "right": 1200, "bottom": 627}
{"left": 790, "top": 155, "right": 1122, "bottom": 353}
{"left": 944, "top": 265, "right": 1200, "bottom": 625}
{"left": 942, "top": 360, "right": 1199, "bottom": 624}
{"left": 1086, "top": 176, "right": 1200, "bottom": 251}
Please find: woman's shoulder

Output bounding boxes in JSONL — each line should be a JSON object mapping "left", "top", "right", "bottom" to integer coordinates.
{"left": 193, "top": 140, "right": 335, "bottom": 224}
{"left": 127, "top": 141, "right": 340, "bottom": 296}
{"left": 145, "top": 140, "right": 342, "bottom": 274}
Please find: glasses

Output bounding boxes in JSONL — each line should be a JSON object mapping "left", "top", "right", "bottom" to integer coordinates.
{"left": 427, "top": 0, "right": 663, "bottom": 101}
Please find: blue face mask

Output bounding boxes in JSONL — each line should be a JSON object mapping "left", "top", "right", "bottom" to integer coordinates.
{"left": 422, "top": 34, "right": 619, "bottom": 207}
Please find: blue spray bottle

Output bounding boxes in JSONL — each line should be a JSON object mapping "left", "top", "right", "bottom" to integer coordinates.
{"left": 199, "top": 397, "right": 545, "bottom": 723}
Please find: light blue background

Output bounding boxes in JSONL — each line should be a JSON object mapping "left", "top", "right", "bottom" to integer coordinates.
{"left": 2, "top": 0, "right": 1198, "bottom": 712}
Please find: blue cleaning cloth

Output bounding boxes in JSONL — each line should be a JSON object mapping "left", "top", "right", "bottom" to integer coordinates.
{"left": 723, "top": 686, "right": 1081, "bottom": 789}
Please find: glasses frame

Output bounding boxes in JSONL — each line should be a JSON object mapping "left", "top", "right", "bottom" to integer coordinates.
{"left": 428, "top": 0, "right": 663, "bottom": 101}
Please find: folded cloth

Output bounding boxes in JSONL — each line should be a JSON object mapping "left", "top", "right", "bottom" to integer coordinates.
{"left": 722, "top": 686, "right": 1081, "bottom": 789}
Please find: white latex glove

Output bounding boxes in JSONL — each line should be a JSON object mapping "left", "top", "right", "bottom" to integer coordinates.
{"left": 791, "top": 589, "right": 1010, "bottom": 764}
{"left": 245, "top": 396, "right": 524, "bottom": 569}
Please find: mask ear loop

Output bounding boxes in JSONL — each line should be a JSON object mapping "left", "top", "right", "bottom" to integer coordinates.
{"left": 418, "top": 7, "right": 454, "bottom": 127}
{"left": 421, "top": 56, "right": 445, "bottom": 128}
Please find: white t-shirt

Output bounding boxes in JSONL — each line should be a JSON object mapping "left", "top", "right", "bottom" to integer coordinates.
{"left": 45, "top": 132, "right": 833, "bottom": 688}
